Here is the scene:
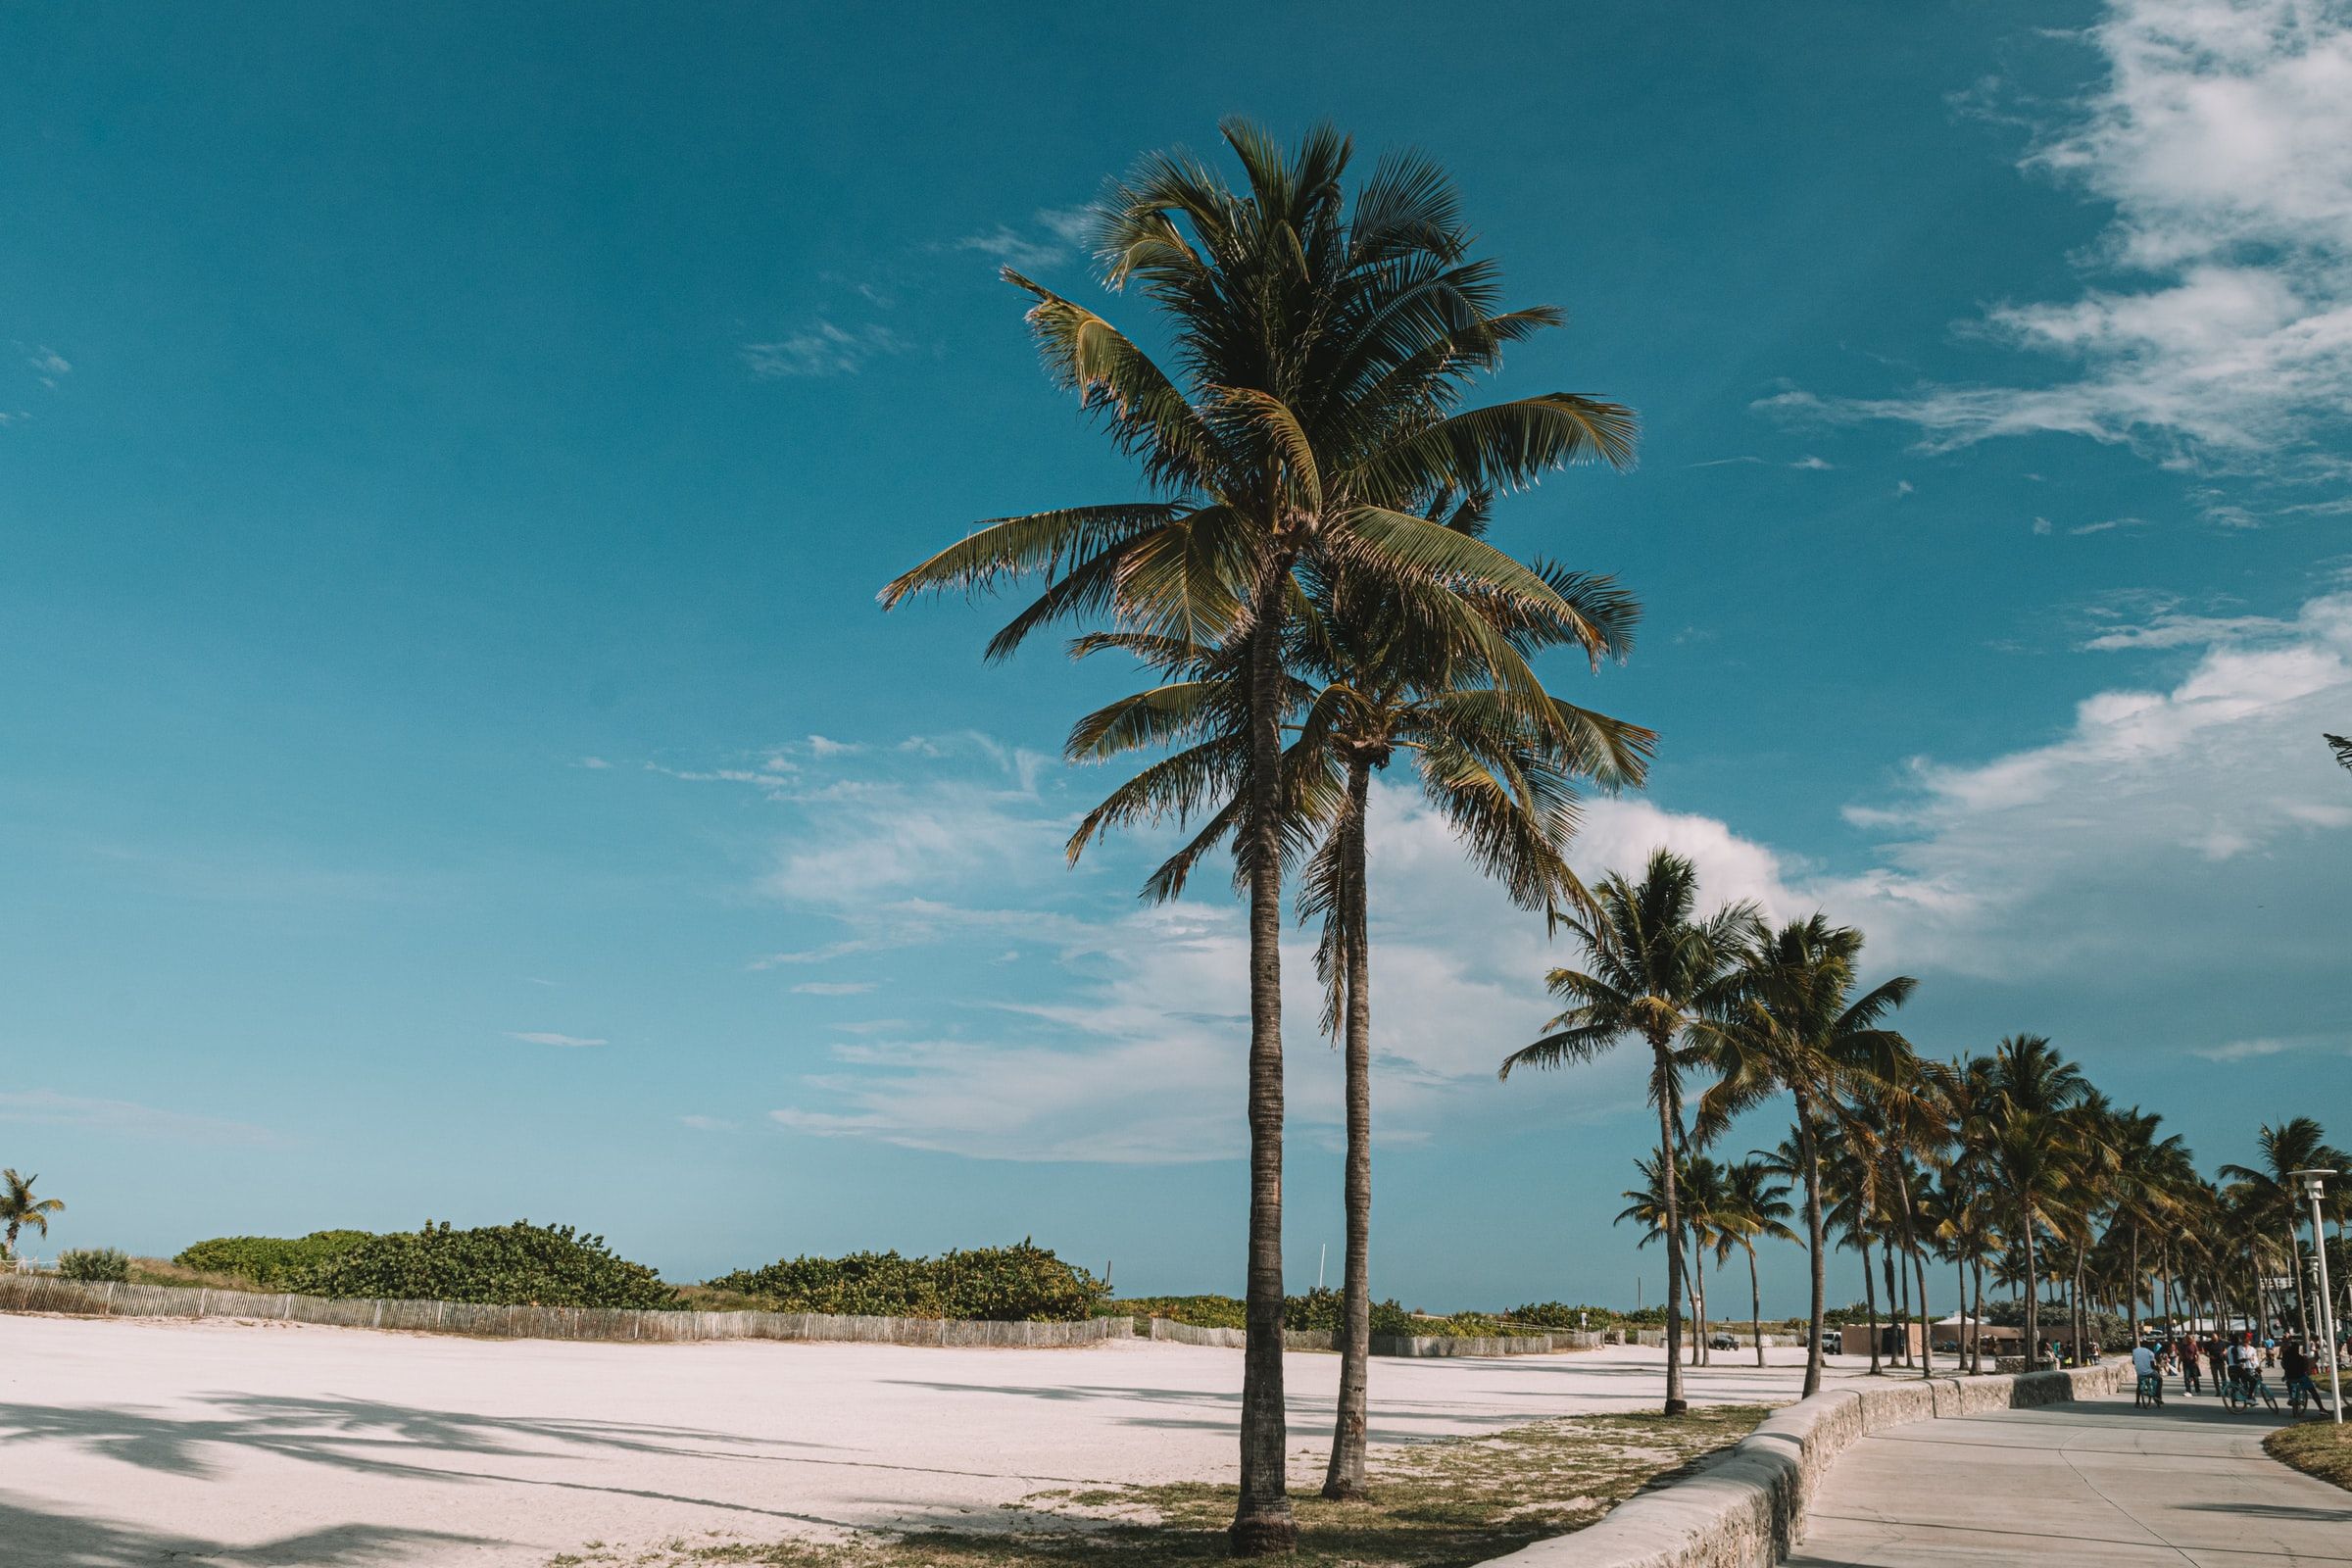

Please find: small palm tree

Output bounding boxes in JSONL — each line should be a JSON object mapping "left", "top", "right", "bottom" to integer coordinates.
{"left": 1716, "top": 1157, "right": 1796, "bottom": 1366}
{"left": 1969, "top": 1035, "right": 2099, "bottom": 1365}
{"left": 1501, "top": 849, "right": 1757, "bottom": 1414}
{"left": 1, "top": 1169, "right": 64, "bottom": 1253}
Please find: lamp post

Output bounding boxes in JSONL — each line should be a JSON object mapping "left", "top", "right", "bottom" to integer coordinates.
{"left": 2290, "top": 1169, "right": 2343, "bottom": 1426}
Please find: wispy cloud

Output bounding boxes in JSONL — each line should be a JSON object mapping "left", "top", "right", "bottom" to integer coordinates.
{"left": 0, "top": 1090, "right": 273, "bottom": 1145}
{"left": 950, "top": 207, "right": 1093, "bottom": 270}
{"left": 25, "top": 346, "right": 69, "bottom": 388}
{"left": 1765, "top": 0, "right": 2352, "bottom": 480}
{"left": 506, "top": 1031, "right": 608, "bottom": 1048}
{"left": 791, "top": 981, "right": 875, "bottom": 996}
{"left": 740, "top": 321, "right": 904, "bottom": 379}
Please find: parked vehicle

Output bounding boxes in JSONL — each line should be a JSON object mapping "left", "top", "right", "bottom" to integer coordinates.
{"left": 1708, "top": 1332, "right": 1740, "bottom": 1350}
{"left": 1822, "top": 1330, "right": 1843, "bottom": 1354}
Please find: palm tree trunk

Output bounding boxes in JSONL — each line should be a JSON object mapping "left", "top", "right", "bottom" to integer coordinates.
{"left": 2286, "top": 1223, "right": 2311, "bottom": 1343}
{"left": 2021, "top": 1217, "right": 2040, "bottom": 1368}
{"left": 1912, "top": 1239, "right": 1934, "bottom": 1376}
{"left": 1972, "top": 1258, "right": 1985, "bottom": 1375}
{"left": 1321, "top": 761, "right": 1373, "bottom": 1502}
{"left": 1652, "top": 1061, "right": 1688, "bottom": 1415}
{"left": 1748, "top": 1245, "right": 1765, "bottom": 1368}
{"left": 1794, "top": 1094, "right": 1827, "bottom": 1398}
{"left": 2127, "top": 1231, "right": 2140, "bottom": 1345}
{"left": 1862, "top": 1234, "right": 1882, "bottom": 1375}
{"left": 1883, "top": 1244, "right": 1903, "bottom": 1365}
{"left": 1231, "top": 558, "right": 1296, "bottom": 1557}
{"left": 1690, "top": 1232, "right": 1707, "bottom": 1367}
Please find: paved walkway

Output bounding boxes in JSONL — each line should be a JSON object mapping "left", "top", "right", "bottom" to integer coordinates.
{"left": 1788, "top": 1387, "right": 2350, "bottom": 1568}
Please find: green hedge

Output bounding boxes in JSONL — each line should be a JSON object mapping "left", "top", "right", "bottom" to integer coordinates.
{"left": 58, "top": 1248, "right": 130, "bottom": 1283}
{"left": 299, "top": 1221, "right": 677, "bottom": 1309}
{"left": 709, "top": 1241, "right": 1103, "bottom": 1321}
{"left": 174, "top": 1231, "right": 374, "bottom": 1289}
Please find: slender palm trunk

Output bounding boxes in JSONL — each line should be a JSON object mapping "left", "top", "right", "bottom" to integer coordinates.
{"left": 1689, "top": 1233, "right": 1707, "bottom": 1367}
{"left": 2287, "top": 1223, "right": 2311, "bottom": 1343}
{"left": 1972, "top": 1259, "right": 1985, "bottom": 1375}
{"left": 1912, "top": 1240, "right": 1934, "bottom": 1376}
{"left": 1748, "top": 1245, "right": 1765, "bottom": 1368}
{"left": 1231, "top": 560, "right": 1296, "bottom": 1557}
{"left": 1321, "top": 761, "right": 1374, "bottom": 1502}
{"left": 1652, "top": 1059, "right": 1688, "bottom": 1415}
{"left": 1862, "top": 1235, "right": 1882, "bottom": 1375}
{"left": 2127, "top": 1231, "right": 2140, "bottom": 1344}
{"left": 2020, "top": 1216, "right": 2040, "bottom": 1367}
{"left": 1883, "top": 1245, "right": 1903, "bottom": 1365}
{"left": 1794, "top": 1095, "right": 1827, "bottom": 1397}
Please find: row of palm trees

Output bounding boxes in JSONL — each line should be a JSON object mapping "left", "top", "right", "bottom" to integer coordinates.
{"left": 885, "top": 123, "right": 1650, "bottom": 1550}
{"left": 1505, "top": 847, "right": 2347, "bottom": 1408}
{"left": 877, "top": 122, "right": 2342, "bottom": 1555}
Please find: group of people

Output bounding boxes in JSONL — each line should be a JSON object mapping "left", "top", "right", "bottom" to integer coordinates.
{"left": 2132, "top": 1328, "right": 2339, "bottom": 1414}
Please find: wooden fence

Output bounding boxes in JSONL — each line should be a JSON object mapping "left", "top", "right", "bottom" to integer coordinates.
{"left": 0, "top": 1274, "right": 1131, "bottom": 1348}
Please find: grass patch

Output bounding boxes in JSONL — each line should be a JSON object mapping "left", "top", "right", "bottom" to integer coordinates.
{"left": 126, "top": 1256, "right": 256, "bottom": 1291}
{"left": 2265, "top": 1420, "right": 2352, "bottom": 1494}
{"left": 550, "top": 1403, "right": 1766, "bottom": 1568}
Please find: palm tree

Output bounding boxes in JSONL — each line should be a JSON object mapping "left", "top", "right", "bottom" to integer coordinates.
{"left": 2220, "top": 1117, "right": 2348, "bottom": 1345}
{"left": 1717, "top": 1157, "right": 1797, "bottom": 1366}
{"left": 1969, "top": 1035, "right": 2097, "bottom": 1365}
{"left": 1694, "top": 915, "right": 1918, "bottom": 1397}
{"left": 1067, "top": 557, "right": 1649, "bottom": 1499}
{"left": 882, "top": 123, "right": 1635, "bottom": 1553}
{"left": 1500, "top": 849, "right": 1756, "bottom": 1414}
{"left": 0, "top": 1169, "right": 64, "bottom": 1253}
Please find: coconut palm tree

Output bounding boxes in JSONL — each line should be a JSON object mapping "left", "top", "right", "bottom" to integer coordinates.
{"left": 2220, "top": 1117, "right": 2348, "bottom": 1346}
{"left": 1066, "top": 552, "right": 1650, "bottom": 1499}
{"left": 1693, "top": 915, "right": 1918, "bottom": 1397}
{"left": 1969, "top": 1035, "right": 2098, "bottom": 1365}
{"left": 882, "top": 123, "right": 1635, "bottom": 1552}
{"left": 1717, "top": 1157, "right": 1797, "bottom": 1366}
{"left": 0, "top": 1169, "right": 64, "bottom": 1253}
{"left": 1500, "top": 849, "right": 1757, "bottom": 1414}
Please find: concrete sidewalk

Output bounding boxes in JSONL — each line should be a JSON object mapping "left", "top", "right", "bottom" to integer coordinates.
{"left": 1787, "top": 1387, "right": 2350, "bottom": 1567}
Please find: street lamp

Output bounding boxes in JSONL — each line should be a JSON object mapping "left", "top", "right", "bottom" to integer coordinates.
{"left": 2290, "top": 1169, "right": 2343, "bottom": 1426}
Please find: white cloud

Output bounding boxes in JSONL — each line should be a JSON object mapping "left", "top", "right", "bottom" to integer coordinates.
{"left": 1771, "top": 0, "right": 2352, "bottom": 478}
{"left": 0, "top": 1090, "right": 272, "bottom": 1145}
{"left": 951, "top": 207, "right": 1094, "bottom": 270}
{"left": 1824, "top": 589, "right": 2352, "bottom": 974}
{"left": 2188, "top": 1035, "right": 2320, "bottom": 1061}
{"left": 791, "top": 981, "right": 875, "bottom": 996}
{"left": 740, "top": 321, "right": 904, "bottom": 379}
{"left": 506, "top": 1031, "right": 608, "bottom": 1048}
{"left": 578, "top": 757, "right": 612, "bottom": 769}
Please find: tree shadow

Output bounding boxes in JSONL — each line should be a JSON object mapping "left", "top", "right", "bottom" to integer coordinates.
{"left": 0, "top": 1489, "right": 489, "bottom": 1567}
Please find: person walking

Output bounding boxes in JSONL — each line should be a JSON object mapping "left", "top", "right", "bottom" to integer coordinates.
{"left": 2179, "top": 1333, "right": 2203, "bottom": 1395}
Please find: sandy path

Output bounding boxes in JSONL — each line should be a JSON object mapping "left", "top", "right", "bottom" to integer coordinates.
{"left": 0, "top": 1312, "right": 1866, "bottom": 1566}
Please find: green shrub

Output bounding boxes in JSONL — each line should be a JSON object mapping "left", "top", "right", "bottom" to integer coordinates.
{"left": 710, "top": 1240, "right": 1103, "bottom": 1322}
{"left": 174, "top": 1231, "right": 373, "bottom": 1289}
{"left": 1112, "top": 1294, "right": 1248, "bottom": 1329}
{"left": 300, "top": 1220, "right": 677, "bottom": 1309}
{"left": 58, "top": 1247, "right": 129, "bottom": 1283}
{"left": 1504, "top": 1301, "right": 1618, "bottom": 1330}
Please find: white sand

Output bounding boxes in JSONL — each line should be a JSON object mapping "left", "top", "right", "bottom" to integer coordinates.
{"left": 0, "top": 1312, "right": 1872, "bottom": 1566}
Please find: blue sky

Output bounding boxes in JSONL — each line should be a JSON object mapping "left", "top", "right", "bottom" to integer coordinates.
{"left": 5, "top": 1, "right": 2348, "bottom": 1312}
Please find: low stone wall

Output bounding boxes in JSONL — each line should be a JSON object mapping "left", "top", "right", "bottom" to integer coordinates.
{"left": 1145, "top": 1316, "right": 1335, "bottom": 1351}
{"left": 0, "top": 1274, "right": 1131, "bottom": 1348}
{"left": 1142, "top": 1318, "right": 1596, "bottom": 1356}
{"left": 1373, "top": 1333, "right": 1567, "bottom": 1357}
{"left": 1480, "top": 1361, "right": 2125, "bottom": 1567}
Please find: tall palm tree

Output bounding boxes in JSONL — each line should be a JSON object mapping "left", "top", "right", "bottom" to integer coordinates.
{"left": 0, "top": 1169, "right": 64, "bottom": 1253}
{"left": 882, "top": 123, "right": 1635, "bottom": 1552}
{"left": 1500, "top": 849, "right": 1756, "bottom": 1414}
{"left": 1067, "top": 557, "right": 1649, "bottom": 1499}
{"left": 2220, "top": 1117, "right": 2348, "bottom": 1345}
{"left": 1694, "top": 915, "right": 1918, "bottom": 1397}
{"left": 1970, "top": 1035, "right": 2096, "bottom": 1365}
{"left": 1717, "top": 1157, "right": 1797, "bottom": 1366}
